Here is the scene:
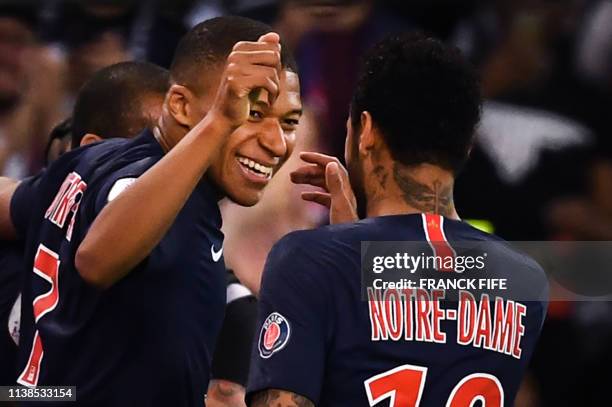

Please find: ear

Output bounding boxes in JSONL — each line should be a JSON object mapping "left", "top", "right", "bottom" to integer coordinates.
{"left": 80, "top": 133, "right": 103, "bottom": 147}
{"left": 358, "top": 111, "right": 375, "bottom": 156}
{"left": 167, "top": 84, "right": 197, "bottom": 128}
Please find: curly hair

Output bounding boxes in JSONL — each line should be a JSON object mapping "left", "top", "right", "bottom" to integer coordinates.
{"left": 350, "top": 32, "right": 482, "bottom": 174}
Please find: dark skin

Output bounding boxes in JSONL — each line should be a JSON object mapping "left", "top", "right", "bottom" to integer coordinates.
{"left": 74, "top": 33, "right": 303, "bottom": 288}
{"left": 252, "top": 115, "right": 460, "bottom": 407}
{"left": 0, "top": 33, "right": 301, "bottom": 285}
{"left": 207, "top": 379, "right": 247, "bottom": 407}
{"left": 250, "top": 389, "right": 314, "bottom": 407}
{"left": 291, "top": 112, "right": 459, "bottom": 221}
{"left": 392, "top": 163, "right": 455, "bottom": 218}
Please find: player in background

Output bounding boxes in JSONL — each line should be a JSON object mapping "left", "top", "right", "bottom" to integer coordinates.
{"left": 0, "top": 60, "right": 169, "bottom": 387}
{"left": 44, "top": 61, "right": 169, "bottom": 163}
{"left": 247, "top": 33, "right": 548, "bottom": 406}
{"left": 0, "top": 16, "right": 300, "bottom": 406}
{"left": 70, "top": 61, "right": 169, "bottom": 149}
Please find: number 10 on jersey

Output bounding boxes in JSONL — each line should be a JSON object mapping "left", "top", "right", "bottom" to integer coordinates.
{"left": 365, "top": 364, "right": 503, "bottom": 406}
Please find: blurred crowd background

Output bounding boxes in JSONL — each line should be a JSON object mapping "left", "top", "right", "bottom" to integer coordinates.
{"left": 1, "top": 0, "right": 611, "bottom": 405}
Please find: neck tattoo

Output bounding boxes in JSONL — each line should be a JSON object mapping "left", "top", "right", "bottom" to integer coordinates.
{"left": 392, "top": 163, "right": 454, "bottom": 217}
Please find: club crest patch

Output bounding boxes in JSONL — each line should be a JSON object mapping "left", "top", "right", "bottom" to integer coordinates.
{"left": 258, "top": 312, "right": 291, "bottom": 358}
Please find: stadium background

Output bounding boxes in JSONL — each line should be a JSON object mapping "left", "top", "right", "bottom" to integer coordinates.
{"left": 0, "top": 0, "right": 611, "bottom": 405}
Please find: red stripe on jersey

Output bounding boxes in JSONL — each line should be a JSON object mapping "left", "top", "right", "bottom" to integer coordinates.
{"left": 17, "top": 331, "right": 44, "bottom": 387}
{"left": 32, "top": 245, "right": 60, "bottom": 322}
{"left": 422, "top": 213, "right": 455, "bottom": 272}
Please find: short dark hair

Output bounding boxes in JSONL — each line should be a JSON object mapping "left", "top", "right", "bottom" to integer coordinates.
{"left": 71, "top": 61, "right": 169, "bottom": 147}
{"left": 350, "top": 32, "right": 481, "bottom": 174}
{"left": 170, "top": 16, "right": 297, "bottom": 91}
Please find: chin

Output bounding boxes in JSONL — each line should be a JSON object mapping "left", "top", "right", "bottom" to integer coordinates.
{"left": 227, "top": 189, "right": 262, "bottom": 207}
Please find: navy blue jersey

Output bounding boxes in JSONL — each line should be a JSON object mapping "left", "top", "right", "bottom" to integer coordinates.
{"left": 211, "top": 271, "right": 258, "bottom": 388}
{"left": 247, "top": 213, "right": 548, "bottom": 407}
{"left": 11, "top": 130, "right": 226, "bottom": 406}
{"left": 0, "top": 242, "right": 23, "bottom": 385}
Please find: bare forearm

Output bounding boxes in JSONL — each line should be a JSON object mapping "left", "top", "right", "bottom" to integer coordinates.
{"left": 76, "top": 32, "right": 283, "bottom": 288}
{"left": 250, "top": 390, "right": 313, "bottom": 407}
{"left": 0, "top": 177, "right": 19, "bottom": 239}
{"left": 75, "top": 114, "right": 232, "bottom": 288}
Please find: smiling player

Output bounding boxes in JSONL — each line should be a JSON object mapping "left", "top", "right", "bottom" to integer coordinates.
{"left": 247, "top": 33, "right": 547, "bottom": 407}
{"left": 0, "top": 16, "right": 301, "bottom": 406}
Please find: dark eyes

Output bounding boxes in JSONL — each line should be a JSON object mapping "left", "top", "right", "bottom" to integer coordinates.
{"left": 281, "top": 119, "right": 300, "bottom": 132}
{"left": 249, "top": 110, "right": 300, "bottom": 130}
{"left": 283, "top": 119, "right": 300, "bottom": 127}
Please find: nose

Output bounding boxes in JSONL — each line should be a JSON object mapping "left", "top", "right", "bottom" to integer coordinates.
{"left": 259, "top": 119, "right": 287, "bottom": 159}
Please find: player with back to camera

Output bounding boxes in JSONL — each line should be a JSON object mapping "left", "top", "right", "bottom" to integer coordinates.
{"left": 0, "top": 16, "right": 301, "bottom": 406}
{"left": 247, "top": 33, "right": 548, "bottom": 407}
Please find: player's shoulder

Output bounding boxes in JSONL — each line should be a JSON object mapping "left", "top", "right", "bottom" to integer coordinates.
{"left": 271, "top": 221, "right": 370, "bottom": 264}
{"left": 275, "top": 221, "right": 361, "bottom": 247}
{"left": 264, "top": 226, "right": 352, "bottom": 288}
{"left": 81, "top": 130, "right": 162, "bottom": 172}
{"left": 276, "top": 215, "right": 412, "bottom": 245}
{"left": 473, "top": 230, "right": 545, "bottom": 276}
{"left": 443, "top": 217, "right": 543, "bottom": 269}
{"left": 463, "top": 227, "right": 549, "bottom": 301}
{"left": 268, "top": 219, "right": 392, "bottom": 281}
{"left": 272, "top": 215, "right": 431, "bottom": 262}
{"left": 83, "top": 131, "right": 162, "bottom": 188}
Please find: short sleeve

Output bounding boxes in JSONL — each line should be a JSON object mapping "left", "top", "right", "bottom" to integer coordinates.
{"left": 10, "top": 173, "right": 43, "bottom": 239}
{"left": 83, "top": 157, "right": 157, "bottom": 218}
{"left": 246, "top": 233, "right": 331, "bottom": 405}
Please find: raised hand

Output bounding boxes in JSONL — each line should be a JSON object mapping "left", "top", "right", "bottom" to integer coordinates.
{"left": 209, "top": 32, "right": 282, "bottom": 129}
{"left": 291, "top": 152, "right": 358, "bottom": 224}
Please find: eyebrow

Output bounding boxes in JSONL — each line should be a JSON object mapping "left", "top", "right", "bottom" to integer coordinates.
{"left": 252, "top": 101, "right": 303, "bottom": 117}
{"left": 286, "top": 109, "right": 303, "bottom": 116}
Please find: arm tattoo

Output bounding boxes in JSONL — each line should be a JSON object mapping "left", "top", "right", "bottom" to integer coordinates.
{"left": 393, "top": 163, "right": 455, "bottom": 217}
{"left": 250, "top": 389, "right": 314, "bottom": 407}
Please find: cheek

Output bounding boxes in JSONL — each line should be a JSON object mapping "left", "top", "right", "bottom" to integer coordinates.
{"left": 344, "top": 132, "right": 352, "bottom": 164}
{"left": 208, "top": 141, "right": 234, "bottom": 183}
{"left": 285, "top": 133, "right": 297, "bottom": 158}
{"left": 221, "top": 145, "right": 238, "bottom": 177}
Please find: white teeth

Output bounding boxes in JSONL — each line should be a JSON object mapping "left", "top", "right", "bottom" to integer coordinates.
{"left": 237, "top": 156, "right": 273, "bottom": 177}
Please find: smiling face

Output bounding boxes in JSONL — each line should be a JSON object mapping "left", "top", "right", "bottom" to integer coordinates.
{"left": 194, "top": 68, "right": 302, "bottom": 206}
